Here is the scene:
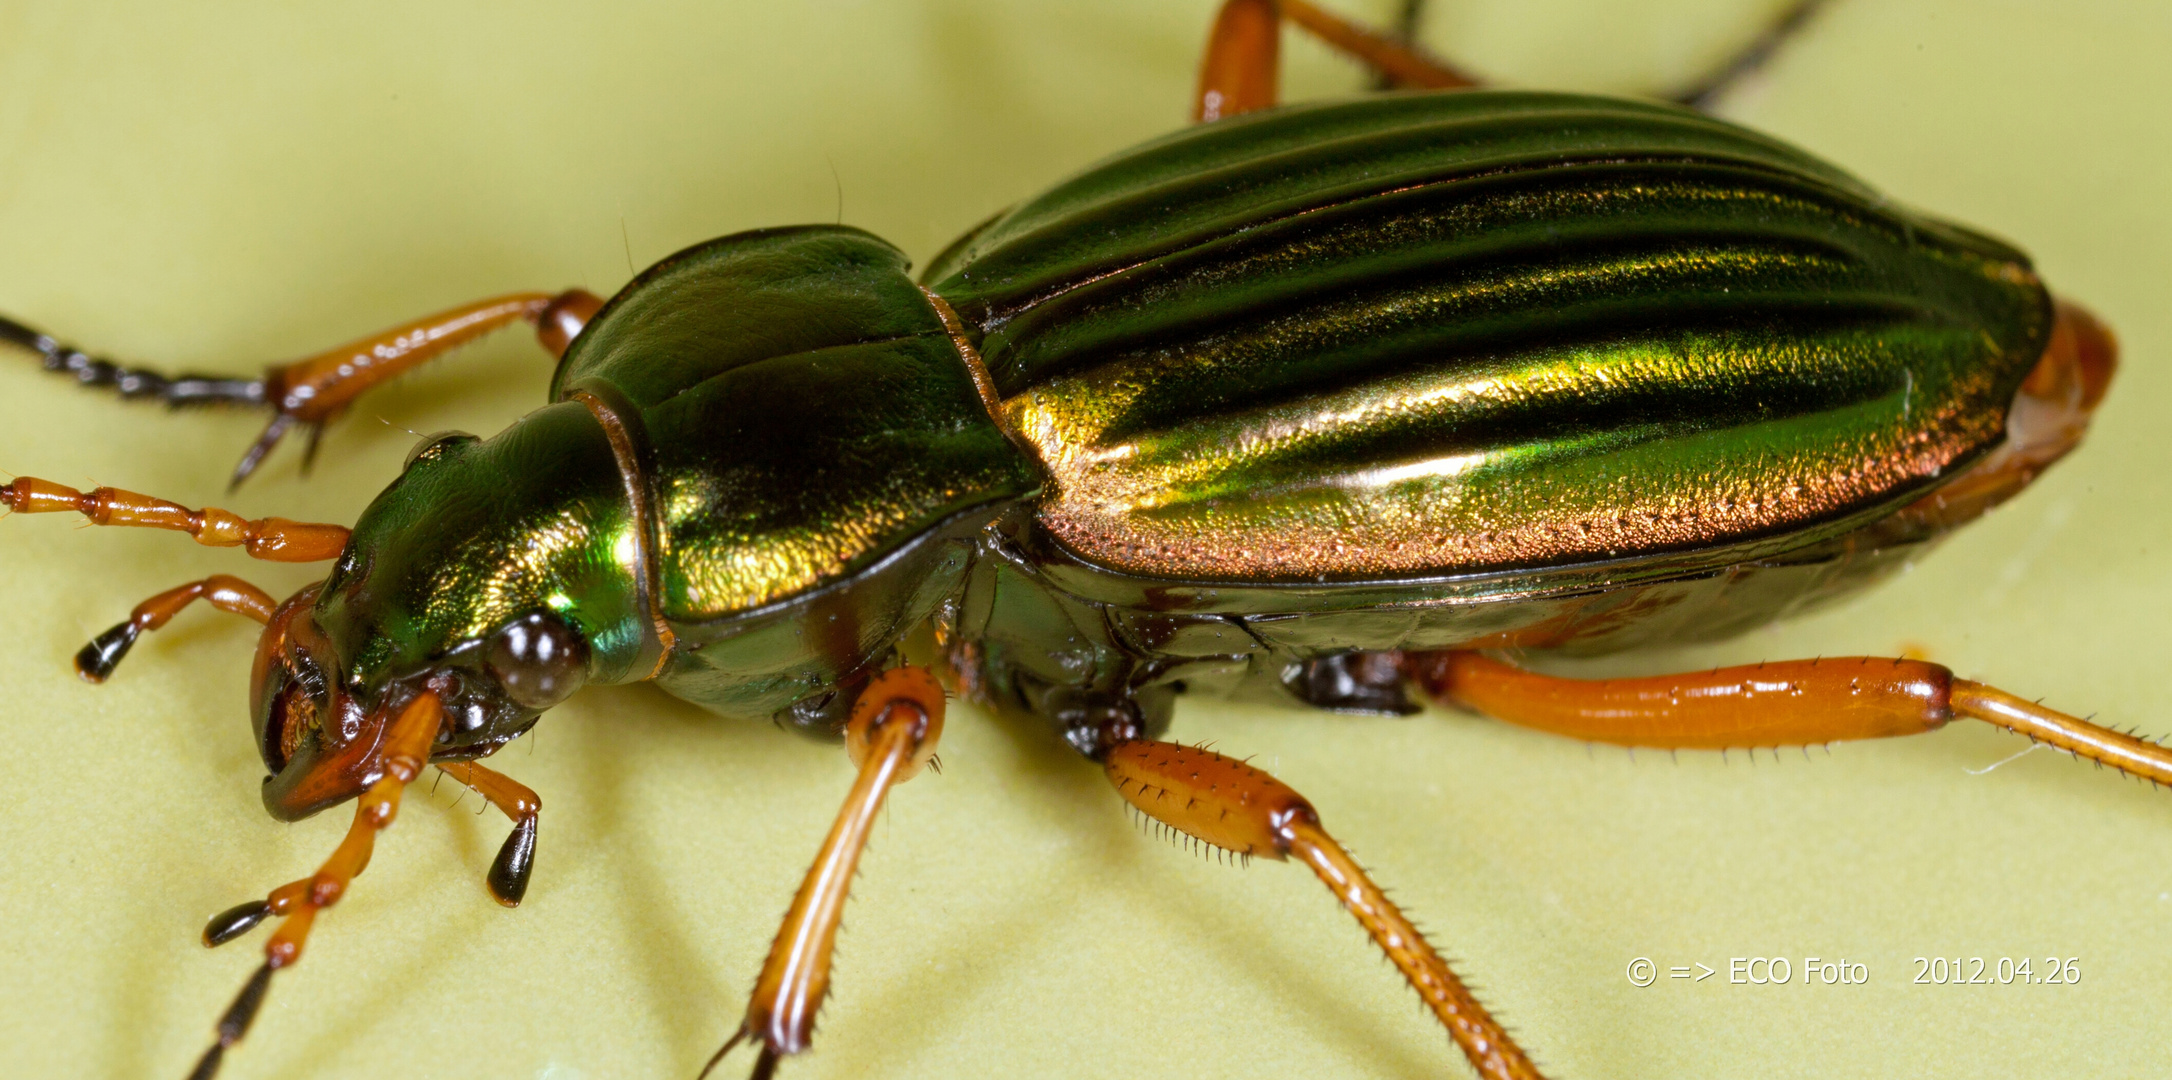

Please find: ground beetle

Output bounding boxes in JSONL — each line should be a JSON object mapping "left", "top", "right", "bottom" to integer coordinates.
{"left": 1, "top": 2, "right": 2165, "bottom": 1077}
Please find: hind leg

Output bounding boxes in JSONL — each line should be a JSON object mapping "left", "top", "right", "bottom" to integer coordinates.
{"left": 1407, "top": 651, "right": 2172, "bottom": 786}
{"left": 1193, "top": 0, "right": 1835, "bottom": 122}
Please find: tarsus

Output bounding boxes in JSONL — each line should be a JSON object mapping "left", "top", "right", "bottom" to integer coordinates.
{"left": 0, "top": 312, "right": 265, "bottom": 408}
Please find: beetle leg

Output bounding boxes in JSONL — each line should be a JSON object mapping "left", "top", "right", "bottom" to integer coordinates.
{"left": 1671, "top": 0, "right": 1835, "bottom": 110}
{"left": 70, "top": 574, "right": 276, "bottom": 682}
{"left": 1194, "top": 0, "right": 1475, "bottom": 122}
{"left": 1104, "top": 739, "right": 1547, "bottom": 1080}
{"left": 1195, "top": 0, "right": 1837, "bottom": 121}
{"left": 1195, "top": 0, "right": 1280, "bottom": 122}
{"left": 434, "top": 760, "right": 543, "bottom": 907}
{"left": 1280, "top": 0, "right": 1478, "bottom": 90}
{"left": 1, "top": 475, "right": 350, "bottom": 560}
{"left": 233, "top": 288, "right": 604, "bottom": 486}
{"left": 188, "top": 690, "right": 442, "bottom": 1080}
{"left": 1409, "top": 651, "right": 2172, "bottom": 787}
{"left": 702, "top": 667, "right": 946, "bottom": 1080}
{"left": 0, "top": 311, "right": 264, "bottom": 406}
{"left": 0, "top": 288, "right": 604, "bottom": 487}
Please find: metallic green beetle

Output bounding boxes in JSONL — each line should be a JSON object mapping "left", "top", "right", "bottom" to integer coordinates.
{"left": 0, "top": 61, "right": 2137, "bottom": 1080}
{"left": 340, "top": 89, "right": 2062, "bottom": 759}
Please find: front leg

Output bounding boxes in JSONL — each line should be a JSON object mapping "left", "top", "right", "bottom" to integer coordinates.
{"left": 703, "top": 666, "right": 947, "bottom": 1079}
{"left": 1, "top": 287, "right": 603, "bottom": 486}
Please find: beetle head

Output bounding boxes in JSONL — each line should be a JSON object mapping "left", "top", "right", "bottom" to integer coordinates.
{"left": 250, "top": 581, "right": 590, "bottom": 820}
{"left": 250, "top": 457, "right": 601, "bottom": 823}
{"left": 245, "top": 407, "right": 650, "bottom": 820}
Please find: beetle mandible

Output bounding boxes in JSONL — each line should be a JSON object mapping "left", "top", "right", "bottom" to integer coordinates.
{"left": 4, "top": 2, "right": 2172, "bottom": 1077}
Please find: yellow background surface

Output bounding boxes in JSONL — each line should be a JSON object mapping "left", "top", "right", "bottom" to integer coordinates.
{"left": 2, "top": 2, "right": 2168, "bottom": 1078}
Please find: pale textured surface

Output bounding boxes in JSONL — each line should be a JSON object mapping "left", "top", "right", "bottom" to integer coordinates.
{"left": 0, "top": 3, "right": 2167, "bottom": 1079}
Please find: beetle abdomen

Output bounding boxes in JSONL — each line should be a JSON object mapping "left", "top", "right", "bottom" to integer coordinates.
{"left": 927, "top": 92, "right": 2051, "bottom": 583}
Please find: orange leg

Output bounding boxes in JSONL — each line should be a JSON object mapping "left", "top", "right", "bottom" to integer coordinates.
{"left": 189, "top": 690, "right": 442, "bottom": 1080}
{"left": 1196, "top": 0, "right": 1280, "bottom": 122}
{"left": 1195, "top": 0, "right": 1476, "bottom": 122}
{"left": 1195, "top": 0, "right": 1839, "bottom": 123}
{"left": 701, "top": 667, "right": 946, "bottom": 1080}
{"left": 1, "top": 476, "right": 350, "bottom": 560}
{"left": 1106, "top": 740, "right": 1545, "bottom": 1080}
{"left": 1281, "top": 0, "right": 1476, "bottom": 89}
{"left": 1409, "top": 652, "right": 2172, "bottom": 786}
{"left": 72, "top": 574, "right": 275, "bottom": 682}
{"left": 238, "top": 288, "right": 604, "bottom": 484}
{"left": 2, "top": 288, "right": 604, "bottom": 486}
{"left": 435, "top": 760, "right": 543, "bottom": 907}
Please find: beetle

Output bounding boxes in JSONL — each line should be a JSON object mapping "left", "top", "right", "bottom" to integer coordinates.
{"left": 0, "top": 2, "right": 2163, "bottom": 1077}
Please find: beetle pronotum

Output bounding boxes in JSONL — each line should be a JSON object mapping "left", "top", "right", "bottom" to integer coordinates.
{"left": 1, "top": 2, "right": 2167, "bottom": 1078}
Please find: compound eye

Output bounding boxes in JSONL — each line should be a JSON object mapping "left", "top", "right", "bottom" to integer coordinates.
{"left": 486, "top": 611, "right": 590, "bottom": 710}
{"left": 402, "top": 429, "right": 478, "bottom": 471}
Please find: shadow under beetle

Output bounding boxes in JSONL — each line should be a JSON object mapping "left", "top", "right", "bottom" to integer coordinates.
{"left": 0, "top": 3, "right": 2152, "bottom": 1078}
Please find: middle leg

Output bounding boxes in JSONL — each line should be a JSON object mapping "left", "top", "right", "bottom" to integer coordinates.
{"left": 1192, "top": 0, "right": 1840, "bottom": 124}
{"left": 1101, "top": 737, "right": 1547, "bottom": 1080}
